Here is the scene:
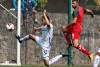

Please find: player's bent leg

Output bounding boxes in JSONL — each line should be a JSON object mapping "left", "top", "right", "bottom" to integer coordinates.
{"left": 63, "top": 32, "right": 71, "bottom": 45}
{"left": 15, "top": 34, "right": 37, "bottom": 43}
{"left": 73, "top": 40, "right": 93, "bottom": 62}
{"left": 43, "top": 58, "right": 49, "bottom": 66}
{"left": 73, "top": 40, "right": 91, "bottom": 55}
{"left": 41, "top": 44, "right": 69, "bottom": 66}
{"left": 29, "top": 34, "right": 36, "bottom": 41}
{"left": 72, "top": 40, "right": 79, "bottom": 48}
{"left": 43, "top": 55, "right": 62, "bottom": 66}
{"left": 18, "top": 35, "right": 30, "bottom": 43}
{"left": 62, "top": 26, "right": 72, "bottom": 45}
{"left": 43, "top": 52, "right": 68, "bottom": 66}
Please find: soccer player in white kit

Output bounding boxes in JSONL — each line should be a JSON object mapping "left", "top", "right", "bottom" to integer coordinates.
{"left": 93, "top": 48, "right": 100, "bottom": 67}
{"left": 15, "top": 10, "right": 68, "bottom": 66}
{"left": 93, "top": 27, "right": 100, "bottom": 67}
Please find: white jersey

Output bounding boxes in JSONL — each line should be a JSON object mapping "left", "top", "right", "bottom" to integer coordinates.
{"left": 40, "top": 23, "right": 53, "bottom": 47}
{"left": 35, "top": 23, "right": 53, "bottom": 58}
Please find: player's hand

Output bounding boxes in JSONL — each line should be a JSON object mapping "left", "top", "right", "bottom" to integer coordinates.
{"left": 62, "top": 25, "right": 67, "bottom": 32}
{"left": 91, "top": 14, "right": 95, "bottom": 18}
{"left": 26, "top": 8, "right": 28, "bottom": 11}
{"left": 44, "top": 10, "right": 46, "bottom": 15}
{"left": 62, "top": 25, "right": 67, "bottom": 29}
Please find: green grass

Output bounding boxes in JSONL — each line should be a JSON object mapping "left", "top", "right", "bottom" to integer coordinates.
{"left": 0, "top": 66, "right": 97, "bottom": 67}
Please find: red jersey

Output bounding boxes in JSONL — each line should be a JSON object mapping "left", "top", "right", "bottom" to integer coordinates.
{"left": 72, "top": 6, "right": 86, "bottom": 32}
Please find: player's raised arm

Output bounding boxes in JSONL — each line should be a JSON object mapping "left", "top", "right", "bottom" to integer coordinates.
{"left": 43, "top": 10, "right": 50, "bottom": 27}
{"left": 86, "top": 9, "right": 95, "bottom": 18}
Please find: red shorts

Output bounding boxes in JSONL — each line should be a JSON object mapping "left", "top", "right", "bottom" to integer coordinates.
{"left": 67, "top": 25, "right": 82, "bottom": 40}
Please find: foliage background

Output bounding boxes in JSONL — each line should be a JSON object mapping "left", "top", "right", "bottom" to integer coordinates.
{"left": 86, "top": 0, "right": 100, "bottom": 11}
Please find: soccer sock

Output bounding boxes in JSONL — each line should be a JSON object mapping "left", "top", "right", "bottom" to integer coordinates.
{"left": 77, "top": 44, "right": 91, "bottom": 56}
{"left": 20, "top": 35, "right": 30, "bottom": 41}
{"left": 94, "top": 55, "right": 100, "bottom": 67}
{"left": 63, "top": 32, "right": 71, "bottom": 44}
{"left": 49, "top": 55, "right": 62, "bottom": 65}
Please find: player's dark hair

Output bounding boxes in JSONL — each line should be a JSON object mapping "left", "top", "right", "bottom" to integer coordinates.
{"left": 42, "top": 15, "right": 50, "bottom": 21}
{"left": 72, "top": 0, "right": 79, "bottom": 3}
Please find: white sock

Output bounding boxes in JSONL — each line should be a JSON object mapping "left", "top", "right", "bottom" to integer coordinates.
{"left": 49, "top": 55, "right": 62, "bottom": 65}
{"left": 94, "top": 55, "right": 100, "bottom": 67}
{"left": 20, "top": 35, "right": 29, "bottom": 41}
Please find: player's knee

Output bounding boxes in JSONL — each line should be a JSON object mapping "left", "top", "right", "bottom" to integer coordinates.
{"left": 43, "top": 57, "right": 50, "bottom": 66}
{"left": 29, "top": 34, "right": 32, "bottom": 38}
{"left": 73, "top": 45, "right": 78, "bottom": 48}
{"left": 73, "top": 43, "right": 78, "bottom": 48}
{"left": 73, "top": 40, "right": 79, "bottom": 48}
{"left": 44, "top": 63, "right": 49, "bottom": 66}
{"left": 44, "top": 61, "right": 49, "bottom": 66}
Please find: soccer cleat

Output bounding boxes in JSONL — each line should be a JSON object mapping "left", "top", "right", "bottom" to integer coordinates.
{"left": 60, "top": 52, "right": 70, "bottom": 57}
{"left": 89, "top": 54, "right": 93, "bottom": 62}
{"left": 15, "top": 34, "right": 22, "bottom": 43}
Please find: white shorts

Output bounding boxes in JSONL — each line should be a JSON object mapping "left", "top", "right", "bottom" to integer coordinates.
{"left": 35, "top": 36, "right": 51, "bottom": 60}
{"left": 97, "top": 48, "right": 100, "bottom": 53}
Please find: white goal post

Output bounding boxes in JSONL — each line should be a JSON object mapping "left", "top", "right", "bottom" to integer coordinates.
{"left": 0, "top": 0, "right": 21, "bottom": 66}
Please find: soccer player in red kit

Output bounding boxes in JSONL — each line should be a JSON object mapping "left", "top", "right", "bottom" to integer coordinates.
{"left": 62, "top": 0, "right": 95, "bottom": 62}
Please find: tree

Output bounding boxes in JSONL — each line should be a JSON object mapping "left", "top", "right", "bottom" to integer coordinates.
{"left": 86, "top": 0, "right": 100, "bottom": 10}
{"left": 36, "top": 0, "right": 48, "bottom": 11}
{"left": 95, "top": 0, "right": 100, "bottom": 6}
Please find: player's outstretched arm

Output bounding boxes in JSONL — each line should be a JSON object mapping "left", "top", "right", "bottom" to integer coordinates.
{"left": 43, "top": 10, "right": 50, "bottom": 27}
{"left": 86, "top": 9, "right": 95, "bottom": 18}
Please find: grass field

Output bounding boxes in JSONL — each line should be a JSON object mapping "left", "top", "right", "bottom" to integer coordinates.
{"left": 0, "top": 66, "right": 100, "bottom": 67}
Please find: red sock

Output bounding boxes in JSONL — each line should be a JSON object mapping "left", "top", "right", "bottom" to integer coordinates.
{"left": 77, "top": 44, "right": 91, "bottom": 56}
{"left": 63, "top": 32, "right": 71, "bottom": 44}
